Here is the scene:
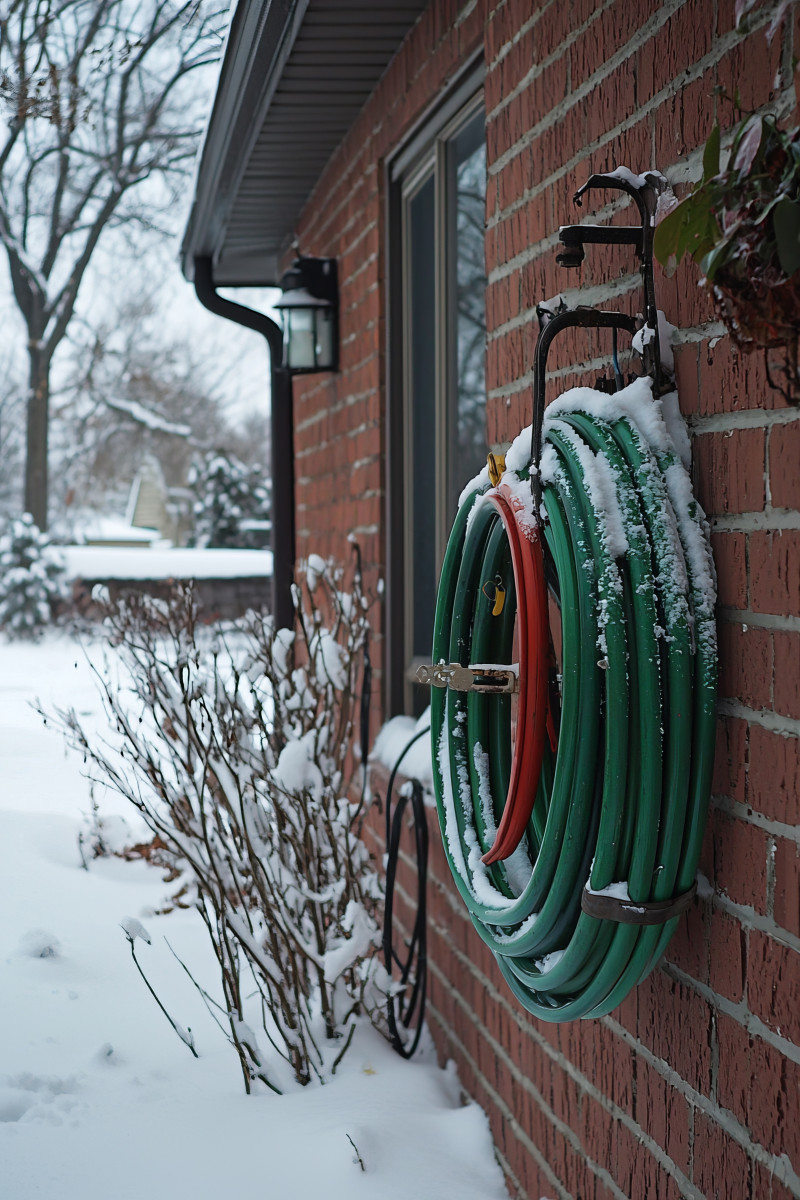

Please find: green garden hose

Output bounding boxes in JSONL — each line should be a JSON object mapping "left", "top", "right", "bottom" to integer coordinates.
{"left": 429, "top": 376, "right": 717, "bottom": 1021}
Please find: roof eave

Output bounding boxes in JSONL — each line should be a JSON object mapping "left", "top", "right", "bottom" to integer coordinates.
{"left": 181, "top": 0, "right": 306, "bottom": 285}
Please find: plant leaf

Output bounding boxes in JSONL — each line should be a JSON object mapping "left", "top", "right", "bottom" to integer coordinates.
{"left": 654, "top": 182, "right": 722, "bottom": 269}
{"left": 653, "top": 202, "right": 687, "bottom": 265}
{"left": 700, "top": 239, "right": 732, "bottom": 283}
{"left": 734, "top": 115, "right": 763, "bottom": 175}
{"left": 676, "top": 195, "right": 720, "bottom": 264}
{"left": 773, "top": 197, "right": 800, "bottom": 275}
{"left": 703, "top": 125, "right": 721, "bottom": 182}
{"left": 752, "top": 192, "right": 783, "bottom": 227}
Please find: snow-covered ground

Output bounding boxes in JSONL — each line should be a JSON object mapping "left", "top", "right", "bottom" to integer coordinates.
{"left": 0, "top": 633, "right": 508, "bottom": 1200}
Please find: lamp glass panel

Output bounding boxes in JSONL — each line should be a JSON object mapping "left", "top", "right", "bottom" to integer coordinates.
{"left": 287, "top": 307, "right": 316, "bottom": 370}
{"left": 315, "top": 308, "right": 335, "bottom": 369}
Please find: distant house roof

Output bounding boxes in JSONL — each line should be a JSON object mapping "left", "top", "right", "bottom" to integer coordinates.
{"left": 181, "top": 0, "right": 427, "bottom": 287}
{"left": 78, "top": 517, "right": 160, "bottom": 549}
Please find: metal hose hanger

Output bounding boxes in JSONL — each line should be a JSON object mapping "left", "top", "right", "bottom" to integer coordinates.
{"left": 418, "top": 170, "right": 718, "bottom": 1020}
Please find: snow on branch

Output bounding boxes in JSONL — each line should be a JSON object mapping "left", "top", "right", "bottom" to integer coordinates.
{"left": 104, "top": 395, "right": 192, "bottom": 437}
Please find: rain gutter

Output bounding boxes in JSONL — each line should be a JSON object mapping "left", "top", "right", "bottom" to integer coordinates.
{"left": 194, "top": 256, "right": 295, "bottom": 629}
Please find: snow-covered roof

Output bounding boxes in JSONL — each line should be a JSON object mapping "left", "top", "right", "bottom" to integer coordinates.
{"left": 61, "top": 546, "right": 273, "bottom": 580}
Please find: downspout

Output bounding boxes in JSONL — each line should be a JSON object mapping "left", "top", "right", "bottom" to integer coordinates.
{"left": 193, "top": 256, "right": 295, "bottom": 629}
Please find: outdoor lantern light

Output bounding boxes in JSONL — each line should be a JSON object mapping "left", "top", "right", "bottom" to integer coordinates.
{"left": 274, "top": 256, "right": 338, "bottom": 373}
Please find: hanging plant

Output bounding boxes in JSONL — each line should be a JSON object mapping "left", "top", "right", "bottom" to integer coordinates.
{"left": 654, "top": 112, "right": 800, "bottom": 402}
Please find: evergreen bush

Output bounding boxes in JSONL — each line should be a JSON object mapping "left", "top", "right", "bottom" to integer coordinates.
{"left": 188, "top": 452, "right": 271, "bottom": 549}
{"left": 0, "top": 513, "right": 66, "bottom": 637}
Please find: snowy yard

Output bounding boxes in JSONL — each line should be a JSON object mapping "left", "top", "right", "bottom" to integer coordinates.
{"left": 0, "top": 633, "right": 508, "bottom": 1200}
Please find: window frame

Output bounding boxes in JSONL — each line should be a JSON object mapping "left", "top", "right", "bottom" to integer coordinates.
{"left": 384, "top": 60, "right": 486, "bottom": 716}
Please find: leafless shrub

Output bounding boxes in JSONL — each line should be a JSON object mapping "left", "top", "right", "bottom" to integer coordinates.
{"left": 48, "top": 558, "right": 383, "bottom": 1093}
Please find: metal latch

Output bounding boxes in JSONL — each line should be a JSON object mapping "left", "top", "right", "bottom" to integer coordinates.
{"left": 416, "top": 663, "right": 519, "bottom": 693}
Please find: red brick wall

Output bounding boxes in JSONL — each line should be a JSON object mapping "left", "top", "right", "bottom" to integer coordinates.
{"left": 291, "top": 2, "right": 800, "bottom": 1197}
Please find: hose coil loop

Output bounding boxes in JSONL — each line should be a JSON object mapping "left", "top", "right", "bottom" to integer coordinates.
{"left": 430, "top": 380, "right": 717, "bottom": 1020}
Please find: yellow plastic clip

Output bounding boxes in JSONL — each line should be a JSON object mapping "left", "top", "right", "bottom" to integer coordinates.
{"left": 487, "top": 452, "right": 506, "bottom": 488}
{"left": 481, "top": 577, "right": 506, "bottom": 616}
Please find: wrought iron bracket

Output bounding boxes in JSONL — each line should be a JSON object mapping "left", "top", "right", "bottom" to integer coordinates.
{"left": 553, "top": 169, "right": 668, "bottom": 396}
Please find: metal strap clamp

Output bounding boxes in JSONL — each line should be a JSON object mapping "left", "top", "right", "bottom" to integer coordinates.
{"left": 416, "top": 663, "right": 519, "bottom": 694}
{"left": 581, "top": 879, "right": 698, "bottom": 925}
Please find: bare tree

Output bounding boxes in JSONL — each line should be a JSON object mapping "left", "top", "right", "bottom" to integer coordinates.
{"left": 0, "top": 0, "right": 225, "bottom": 527}
{"left": 0, "top": 360, "right": 24, "bottom": 515}
{"left": 50, "top": 287, "right": 262, "bottom": 521}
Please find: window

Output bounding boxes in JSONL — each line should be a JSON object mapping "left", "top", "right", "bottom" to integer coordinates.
{"left": 386, "top": 78, "right": 487, "bottom": 715}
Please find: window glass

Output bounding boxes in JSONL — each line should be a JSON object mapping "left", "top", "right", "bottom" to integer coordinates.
{"left": 407, "top": 173, "right": 438, "bottom": 669}
{"left": 449, "top": 109, "right": 487, "bottom": 522}
{"left": 397, "top": 98, "right": 486, "bottom": 714}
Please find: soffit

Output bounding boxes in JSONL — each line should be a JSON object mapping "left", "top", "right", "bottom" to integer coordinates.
{"left": 182, "top": 0, "right": 427, "bottom": 287}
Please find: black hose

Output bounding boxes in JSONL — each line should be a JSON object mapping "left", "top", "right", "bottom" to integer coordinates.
{"left": 381, "top": 728, "right": 429, "bottom": 1058}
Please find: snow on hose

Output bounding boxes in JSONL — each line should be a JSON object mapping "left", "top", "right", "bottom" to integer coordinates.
{"left": 429, "top": 376, "right": 717, "bottom": 1021}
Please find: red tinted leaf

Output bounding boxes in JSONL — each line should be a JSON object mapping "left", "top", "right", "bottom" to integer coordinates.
{"left": 734, "top": 115, "right": 763, "bottom": 174}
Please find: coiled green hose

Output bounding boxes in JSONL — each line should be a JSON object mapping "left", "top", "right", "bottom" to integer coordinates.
{"left": 430, "top": 379, "right": 717, "bottom": 1021}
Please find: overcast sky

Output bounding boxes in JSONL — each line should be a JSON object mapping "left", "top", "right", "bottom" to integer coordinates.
{"left": 0, "top": 6, "right": 282, "bottom": 437}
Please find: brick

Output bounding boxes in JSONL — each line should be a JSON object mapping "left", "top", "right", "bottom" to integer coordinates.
{"left": 569, "top": 0, "right": 643, "bottom": 84}
{"left": 667, "top": 890, "right": 709, "bottom": 984}
{"left": 748, "top": 727, "right": 800, "bottom": 825}
{"left": 654, "top": 69, "right": 718, "bottom": 178}
{"left": 715, "top": 24, "right": 783, "bottom": 114}
{"left": 630, "top": 1154, "right": 683, "bottom": 1200}
{"left": 773, "top": 631, "right": 800, "bottom": 720}
{"left": 717, "top": 1012, "right": 800, "bottom": 1166}
{"left": 597, "top": 1031, "right": 635, "bottom": 1115}
{"left": 715, "top": 0, "right": 744, "bottom": 36}
{"left": 717, "top": 622, "right": 772, "bottom": 711}
{"left": 693, "top": 1111, "right": 752, "bottom": 1199}
{"left": 698, "top": 803, "right": 716, "bottom": 885}
{"left": 697, "top": 335, "right": 781, "bottom": 415}
{"left": 769, "top": 421, "right": 800, "bottom": 510}
{"left": 673, "top": 342, "right": 700, "bottom": 415}
{"left": 578, "top": 1091, "right": 614, "bottom": 1177}
{"left": 709, "top": 906, "right": 747, "bottom": 1004}
{"left": 773, "top": 837, "right": 800, "bottom": 940}
{"left": 600, "top": 116, "right": 653, "bottom": 190}
{"left": 712, "top": 716, "right": 747, "bottom": 805}
{"left": 753, "top": 1164, "right": 799, "bottom": 1200}
{"left": 749, "top": 531, "right": 800, "bottom": 617}
{"left": 635, "top": 970, "right": 713, "bottom": 1094}
{"left": 712, "top": 531, "right": 747, "bottom": 610}
{"left": 634, "top": 1059, "right": 690, "bottom": 1174}
{"left": 636, "top": 0, "right": 713, "bottom": 99}
{"left": 585, "top": 62, "right": 637, "bottom": 146}
{"left": 711, "top": 807, "right": 769, "bottom": 914}
{"left": 692, "top": 429, "right": 766, "bottom": 515}
{"left": 748, "top": 930, "right": 800, "bottom": 1044}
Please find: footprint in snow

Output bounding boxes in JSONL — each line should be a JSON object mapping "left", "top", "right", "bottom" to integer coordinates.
{"left": 0, "top": 1074, "right": 82, "bottom": 1126}
{"left": 18, "top": 928, "right": 62, "bottom": 958}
